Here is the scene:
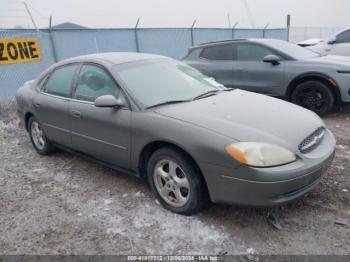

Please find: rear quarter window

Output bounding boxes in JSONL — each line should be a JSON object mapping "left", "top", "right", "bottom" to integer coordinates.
{"left": 42, "top": 64, "right": 79, "bottom": 97}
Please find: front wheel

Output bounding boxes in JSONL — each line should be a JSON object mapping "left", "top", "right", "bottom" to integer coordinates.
{"left": 147, "top": 147, "right": 209, "bottom": 215}
{"left": 291, "top": 81, "right": 334, "bottom": 116}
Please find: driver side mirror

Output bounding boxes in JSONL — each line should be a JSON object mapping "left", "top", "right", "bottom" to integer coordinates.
{"left": 327, "top": 36, "right": 336, "bottom": 45}
{"left": 263, "top": 54, "right": 281, "bottom": 65}
{"left": 94, "top": 95, "right": 125, "bottom": 108}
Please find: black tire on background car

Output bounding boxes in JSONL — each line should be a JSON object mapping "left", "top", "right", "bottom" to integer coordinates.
{"left": 147, "top": 147, "right": 209, "bottom": 215}
{"left": 291, "top": 81, "right": 334, "bottom": 116}
{"left": 28, "top": 116, "right": 56, "bottom": 155}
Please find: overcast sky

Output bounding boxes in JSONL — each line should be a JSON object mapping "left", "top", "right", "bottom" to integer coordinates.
{"left": 1, "top": 0, "right": 350, "bottom": 29}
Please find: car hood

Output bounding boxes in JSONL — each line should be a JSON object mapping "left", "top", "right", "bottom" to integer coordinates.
{"left": 154, "top": 90, "right": 324, "bottom": 151}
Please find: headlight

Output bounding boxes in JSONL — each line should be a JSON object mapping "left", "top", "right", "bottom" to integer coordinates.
{"left": 225, "top": 142, "right": 296, "bottom": 167}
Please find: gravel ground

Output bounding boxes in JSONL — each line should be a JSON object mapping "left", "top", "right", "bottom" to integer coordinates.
{"left": 0, "top": 105, "right": 349, "bottom": 256}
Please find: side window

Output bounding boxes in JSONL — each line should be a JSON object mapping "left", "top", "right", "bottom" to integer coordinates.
{"left": 74, "top": 64, "right": 122, "bottom": 102}
{"left": 43, "top": 64, "right": 79, "bottom": 97}
{"left": 235, "top": 43, "right": 274, "bottom": 61}
{"left": 200, "top": 44, "right": 234, "bottom": 60}
{"left": 336, "top": 30, "right": 350, "bottom": 43}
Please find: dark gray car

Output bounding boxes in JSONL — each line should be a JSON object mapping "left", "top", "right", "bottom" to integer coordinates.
{"left": 182, "top": 39, "right": 350, "bottom": 115}
{"left": 16, "top": 52, "right": 336, "bottom": 215}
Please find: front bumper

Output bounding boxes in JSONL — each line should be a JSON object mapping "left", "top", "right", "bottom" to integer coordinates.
{"left": 335, "top": 74, "right": 350, "bottom": 102}
{"left": 200, "top": 129, "right": 336, "bottom": 206}
{"left": 16, "top": 109, "right": 26, "bottom": 129}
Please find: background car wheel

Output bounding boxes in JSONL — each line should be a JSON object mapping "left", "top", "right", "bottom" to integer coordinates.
{"left": 28, "top": 116, "right": 56, "bottom": 155}
{"left": 147, "top": 147, "right": 209, "bottom": 215}
{"left": 291, "top": 81, "right": 334, "bottom": 116}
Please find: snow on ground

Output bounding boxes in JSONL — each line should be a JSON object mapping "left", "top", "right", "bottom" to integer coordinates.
{"left": 1, "top": 105, "right": 350, "bottom": 255}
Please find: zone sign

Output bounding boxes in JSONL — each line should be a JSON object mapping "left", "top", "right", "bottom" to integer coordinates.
{"left": 0, "top": 38, "right": 42, "bottom": 64}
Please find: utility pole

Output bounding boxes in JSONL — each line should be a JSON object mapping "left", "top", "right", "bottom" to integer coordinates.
{"left": 242, "top": 0, "right": 256, "bottom": 28}
{"left": 23, "top": 1, "right": 38, "bottom": 30}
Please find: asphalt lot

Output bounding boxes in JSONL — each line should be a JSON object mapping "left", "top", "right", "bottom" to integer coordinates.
{"left": 0, "top": 103, "right": 349, "bottom": 256}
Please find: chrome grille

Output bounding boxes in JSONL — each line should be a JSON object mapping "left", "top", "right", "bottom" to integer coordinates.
{"left": 298, "top": 127, "right": 326, "bottom": 153}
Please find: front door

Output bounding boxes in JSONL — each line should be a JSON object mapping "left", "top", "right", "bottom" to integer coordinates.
{"left": 232, "top": 42, "right": 285, "bottom": 96}
{"left": 69, "top": 64, "right": 131, "bottom": 169}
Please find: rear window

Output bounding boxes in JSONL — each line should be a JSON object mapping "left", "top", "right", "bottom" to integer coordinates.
{"left": 200, "top": 44, "right": 234, "bottom": 61}
{"left": 43, "top": 64, "right": 79, "bottom": 97}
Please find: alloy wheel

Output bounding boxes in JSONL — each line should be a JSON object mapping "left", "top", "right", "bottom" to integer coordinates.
{"left": 31, "top": 121, "right": 46, "bottom": 150}
{"left": 153, "top": 159, "right": 190, "bottom": 207}
{"left": 294, "top": 85, "right": 327, "bottom": 112}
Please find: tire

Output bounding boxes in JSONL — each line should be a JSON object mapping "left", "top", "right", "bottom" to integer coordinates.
{"left": 291, "top": 81, "right": 334, "bottom": 116}
{"left": 147, "top": 147, "right": 209, "bottom": 215}
{"left": 28, "top": 116, "right": 56, "bottom": 155}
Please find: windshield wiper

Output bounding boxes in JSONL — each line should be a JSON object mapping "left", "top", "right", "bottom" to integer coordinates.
{"left": 192, "top": 90, "right": 221, "bottom": 100}
{"left": 146, "top": 100, "right": 190, "bottom": 109}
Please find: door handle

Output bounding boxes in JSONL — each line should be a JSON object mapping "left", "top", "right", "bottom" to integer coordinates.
{"left": 71, "top": 110, "right": 82, "bottom": 119}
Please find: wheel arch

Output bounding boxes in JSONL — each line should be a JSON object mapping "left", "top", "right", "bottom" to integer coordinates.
{"left": 24, "top": 112, "right": 34, "bottom": 131}
{"left": 286, "top": 72, "right": 341, "bottom": 104}
{"left": 138, "top": 140, "right": 209, "bottom": 192}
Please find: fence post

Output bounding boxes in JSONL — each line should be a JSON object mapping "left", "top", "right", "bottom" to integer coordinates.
{"left": 190, "top": 19, "right": 196, "bottom": 46}
{"left": 232, "top": 22, "right": 238, "bottom": 39}
{"left": 134, "top": 18, "right": 140, "bottom": 52}
{"left": 286, "top": 14, "right": 291, "bottom": 41}
{"left": 48, "top": 16, "right": 58, "bottom": 62}
{"left": 263, "top": 23, "right": 269, "bottom": 38}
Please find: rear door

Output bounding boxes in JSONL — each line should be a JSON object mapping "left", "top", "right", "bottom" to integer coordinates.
{"left": 34, "top": 64, "right": 80, "bottom": 147}
{"left": 231, "top": 42, "right": 285, "bottom": 96}
{"left": 188, "top": 44, "right": 235, "bottom": 87}
{"left": 69, "top": 63, "right": 131, "bottom": 169}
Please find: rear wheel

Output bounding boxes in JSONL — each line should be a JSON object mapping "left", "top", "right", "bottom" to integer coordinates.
{"left": 28, "top": 116, "right": 56, "bottom": 155}
{"left": 291, "top": 81, "right": 334, "bottom": 116}
{"left": 147, "top": 147, "right": 209, "bottom": 215}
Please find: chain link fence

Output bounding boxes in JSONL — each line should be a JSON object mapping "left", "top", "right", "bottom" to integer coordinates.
{"left": 0, "top": 27, "right": 287, "bottom": 109}
{"left": 0, "top": 29, "right": 56, "bottom": 114}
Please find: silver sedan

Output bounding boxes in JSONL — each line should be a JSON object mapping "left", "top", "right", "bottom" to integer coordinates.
{"left": 16, "top": 53, "right": 336, "bottom": 215}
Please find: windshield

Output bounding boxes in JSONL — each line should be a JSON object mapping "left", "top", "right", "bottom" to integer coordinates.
{"left": 266, "top": 39, "right": 321, "bottom": 59}
{"left": 114, "top": 59, "right": 225, "bottom": 108}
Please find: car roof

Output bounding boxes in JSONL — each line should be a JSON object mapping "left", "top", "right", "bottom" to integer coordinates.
{"left": 189, "top": 38, "right": 287, "bottom": 51}
{"left": 59, "top": 52, "right": 168, "bottom": 66}
{"left": 194, "top": 38, "right": 287, "bottom": 48}
{"left": 191, "top": 39, "right": 246, "bottom": 49}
